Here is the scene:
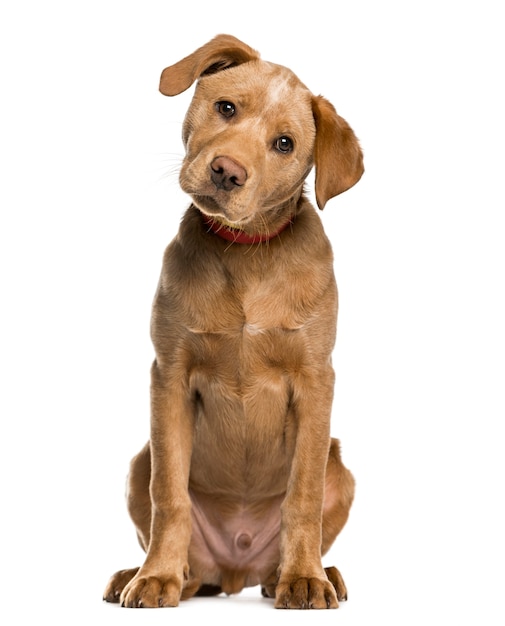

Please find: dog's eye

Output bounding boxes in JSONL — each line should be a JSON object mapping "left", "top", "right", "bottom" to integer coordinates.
{"left": 216, "top": 101, "right": 236, "bottom": 118}
{"left": 274, "top": 136, "right": 293, "bottom": 153}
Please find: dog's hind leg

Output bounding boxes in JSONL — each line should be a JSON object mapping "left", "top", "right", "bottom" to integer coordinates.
{"left": 320, "top": 438, "right": 355, "bottom": 602}
{"left": 126, "top": 442, "right": 153, "bottom": 551}
{"left": 103, "top": 444, "right": 152, "bottom": 603}
{"left": 322, "top": 439, "right": 354, "bottom": 549}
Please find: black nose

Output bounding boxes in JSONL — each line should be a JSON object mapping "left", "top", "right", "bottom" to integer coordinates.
{"left": 211, "top": 156, "right": 247, "bottom": 191}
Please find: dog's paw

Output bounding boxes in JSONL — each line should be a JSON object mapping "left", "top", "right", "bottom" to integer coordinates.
{"left": 274, "top": 577, "right": 339, "bottom": 609}
{"left": 103, "top": 567, "right": 139, "bottom": 603}
{"left": 120, "top": 573, "right": 183, "bottom": 608}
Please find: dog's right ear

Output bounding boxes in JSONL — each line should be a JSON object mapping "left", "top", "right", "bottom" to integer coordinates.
{"left": 159, "top": 34, "right": 259, "bottom": 96}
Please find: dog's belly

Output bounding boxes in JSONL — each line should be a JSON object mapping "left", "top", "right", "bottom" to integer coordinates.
{"left": 188, "top": 328, "right": 298, "bottom": 497}
{"left": 189, "top": 489, "right": 283, "bottom": 593}
{"left": 186, "top": 328, "right": 298, "bottom": 591}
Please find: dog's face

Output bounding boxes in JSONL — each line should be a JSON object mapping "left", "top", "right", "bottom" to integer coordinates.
{"left": 159, "top": 35, "right": 363, "bottom": 226}
{"left": 179, "top": 61, "right": 316, "bottom": 225}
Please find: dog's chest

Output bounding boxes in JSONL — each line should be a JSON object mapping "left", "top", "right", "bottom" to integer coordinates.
{"left": 185, "top": 264, "right": 318, "bottom": 337}
{"left": 180, "top": 248, "right": 335, "bottom": 391}
{"left": 188, "top": 276, "right": 305, "bottom": 403}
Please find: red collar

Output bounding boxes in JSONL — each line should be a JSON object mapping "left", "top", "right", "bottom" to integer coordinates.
{"left": 202, "top": 213, "right": 293, "bottom": 244}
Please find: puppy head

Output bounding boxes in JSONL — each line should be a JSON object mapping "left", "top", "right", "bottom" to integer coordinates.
{"left": 160, "top": 35, "right": 363, "bottom": 223}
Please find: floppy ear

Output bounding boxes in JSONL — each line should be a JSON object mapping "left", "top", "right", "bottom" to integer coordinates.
{"left": 312, "top": 95, "right": 364, "bottom": 210}
{"left": 159, "top": 34, "right": 260, "bottom": 96}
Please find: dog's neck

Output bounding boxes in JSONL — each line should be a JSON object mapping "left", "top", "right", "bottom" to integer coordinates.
{"left": 201, "top": 213, "right": 294, "bottom": 244}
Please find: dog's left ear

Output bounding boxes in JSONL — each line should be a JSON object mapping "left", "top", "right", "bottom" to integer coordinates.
{"left": 312, "top": 95, "right": 364, "bottom": 210}
{"left": 160, "top": 34, "right": 259, "bottom": 96}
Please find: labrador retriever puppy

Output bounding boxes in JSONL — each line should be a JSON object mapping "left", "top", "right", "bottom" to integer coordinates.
{"left": 103, "top": 34, "right": 363, "bottom": 610}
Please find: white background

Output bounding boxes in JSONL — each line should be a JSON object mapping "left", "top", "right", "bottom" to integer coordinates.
{"left": 1, "top": 1, "right": 504, "bottom": 624}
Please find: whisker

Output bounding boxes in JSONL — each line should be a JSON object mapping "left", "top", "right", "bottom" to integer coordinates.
{"left": 147, "top": 152, "right": 184, "bottom": 186}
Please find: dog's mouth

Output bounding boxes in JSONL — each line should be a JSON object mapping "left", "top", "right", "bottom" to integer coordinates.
{"left": 190, "top": 193, "right": 253, "bottom": 226}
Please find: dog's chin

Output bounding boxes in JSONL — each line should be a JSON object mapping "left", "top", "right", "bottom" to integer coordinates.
{"left": 191, "top": 195, "right": 252, "bottom": 226}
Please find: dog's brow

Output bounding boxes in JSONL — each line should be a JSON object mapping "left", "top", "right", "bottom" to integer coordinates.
{"left": 266, "top": 75, "right": 292, "bottom": 106}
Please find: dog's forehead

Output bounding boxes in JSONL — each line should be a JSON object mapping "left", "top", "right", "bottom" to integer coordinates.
{"left": 198, "top": 60, "right": 311, "bottom": 106}
{"left": 263, "top": 62, "right": 308, "bottom": 105}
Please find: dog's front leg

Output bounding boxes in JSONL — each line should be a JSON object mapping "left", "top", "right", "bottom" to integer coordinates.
{"left": 120, "top": 360, "right": 193, "bottom": 608}
{"left": 275, "top": 369, "right": 338, "bottom": 609}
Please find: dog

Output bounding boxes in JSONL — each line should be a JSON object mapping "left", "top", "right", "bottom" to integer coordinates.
{"left": 103, "top": 34, "right": 363, "bottom": 610}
